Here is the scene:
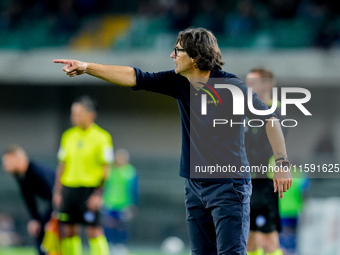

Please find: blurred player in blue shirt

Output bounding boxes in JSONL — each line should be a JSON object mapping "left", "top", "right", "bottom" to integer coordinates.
{"left": 102, "top": 148, "right": 138, "bottom": 255}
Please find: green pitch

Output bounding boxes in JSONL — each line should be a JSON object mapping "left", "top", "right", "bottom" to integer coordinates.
{"left": 0, "top": 247, "right": 189, "bottom": 255}
{"left": 0, "top": 248, "right": 35, "bottom": 255}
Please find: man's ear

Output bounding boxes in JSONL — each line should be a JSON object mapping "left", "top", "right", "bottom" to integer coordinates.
{"left": 191, "top": 57, "right": 198, "bottom": 68}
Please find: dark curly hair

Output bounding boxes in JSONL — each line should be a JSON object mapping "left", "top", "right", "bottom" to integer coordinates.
{"left": 175, "top": 27, "right": 224, "bottom": 71}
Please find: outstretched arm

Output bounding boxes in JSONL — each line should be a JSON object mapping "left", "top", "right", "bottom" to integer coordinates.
{"left": 53, "top": 59, "right": 137, "bottom": 87}
{"left": 265, "top": 117, "right": 293, "bottom": 199}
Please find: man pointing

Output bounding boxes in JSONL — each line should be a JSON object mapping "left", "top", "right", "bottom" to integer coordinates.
{"left": 54, "top": 27, "right": 292, "bottom": 255}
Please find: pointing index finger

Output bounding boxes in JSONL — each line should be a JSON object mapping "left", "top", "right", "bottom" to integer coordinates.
{"left": 279, "top": 186, "right": 283, "bottom": 199}
{"left": 53, "top": 59, "right": 69, "bottom": 64}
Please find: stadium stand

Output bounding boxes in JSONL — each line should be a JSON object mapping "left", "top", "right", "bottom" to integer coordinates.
{"left": 1, "top": 0, "right": 339, "bottom": 50}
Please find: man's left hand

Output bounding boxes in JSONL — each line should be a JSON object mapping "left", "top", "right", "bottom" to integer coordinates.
{"left": 273, "top": 162, "right": 293, "bottom": 199}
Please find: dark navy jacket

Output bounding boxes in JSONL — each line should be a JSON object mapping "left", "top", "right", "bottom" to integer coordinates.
{"left": 15, "top": 162, "right": 55, "bottom": 220}
{"left": 133, "top": 68, "right": 275, "bottom": 184}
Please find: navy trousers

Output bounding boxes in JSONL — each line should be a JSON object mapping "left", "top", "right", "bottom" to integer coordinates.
{"left": 185, "top": 179, "right": 251, "bottom": 255}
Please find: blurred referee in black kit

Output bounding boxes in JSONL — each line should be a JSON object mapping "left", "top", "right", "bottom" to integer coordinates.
{"left": 245, "top": 68, "right": 286, "bottom": 255}
{"left": 2, "top": 144, "right": 55, "bottom": 255}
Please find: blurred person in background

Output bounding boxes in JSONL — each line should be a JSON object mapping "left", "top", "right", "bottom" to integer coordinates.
{"left": 102, "top": 148, "right": 138, "bottom": 255}
{"left": 53, "top": 95, "right": 114, "bottom": 255}
{"left": 0, "top": 213, "right": 20, "bottom": 246}
{"left": 2, "top": 144, "right": 55, "bottom": 255}
{"left": 53, "top": 27, "right": 292, "bottom": 255}
{"left": 245, "top": 68, "right": 285, "bottom": 255}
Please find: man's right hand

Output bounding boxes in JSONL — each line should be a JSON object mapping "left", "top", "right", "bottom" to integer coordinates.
{"left": 53, "top": 59, "right": 88, "bottom": 77}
